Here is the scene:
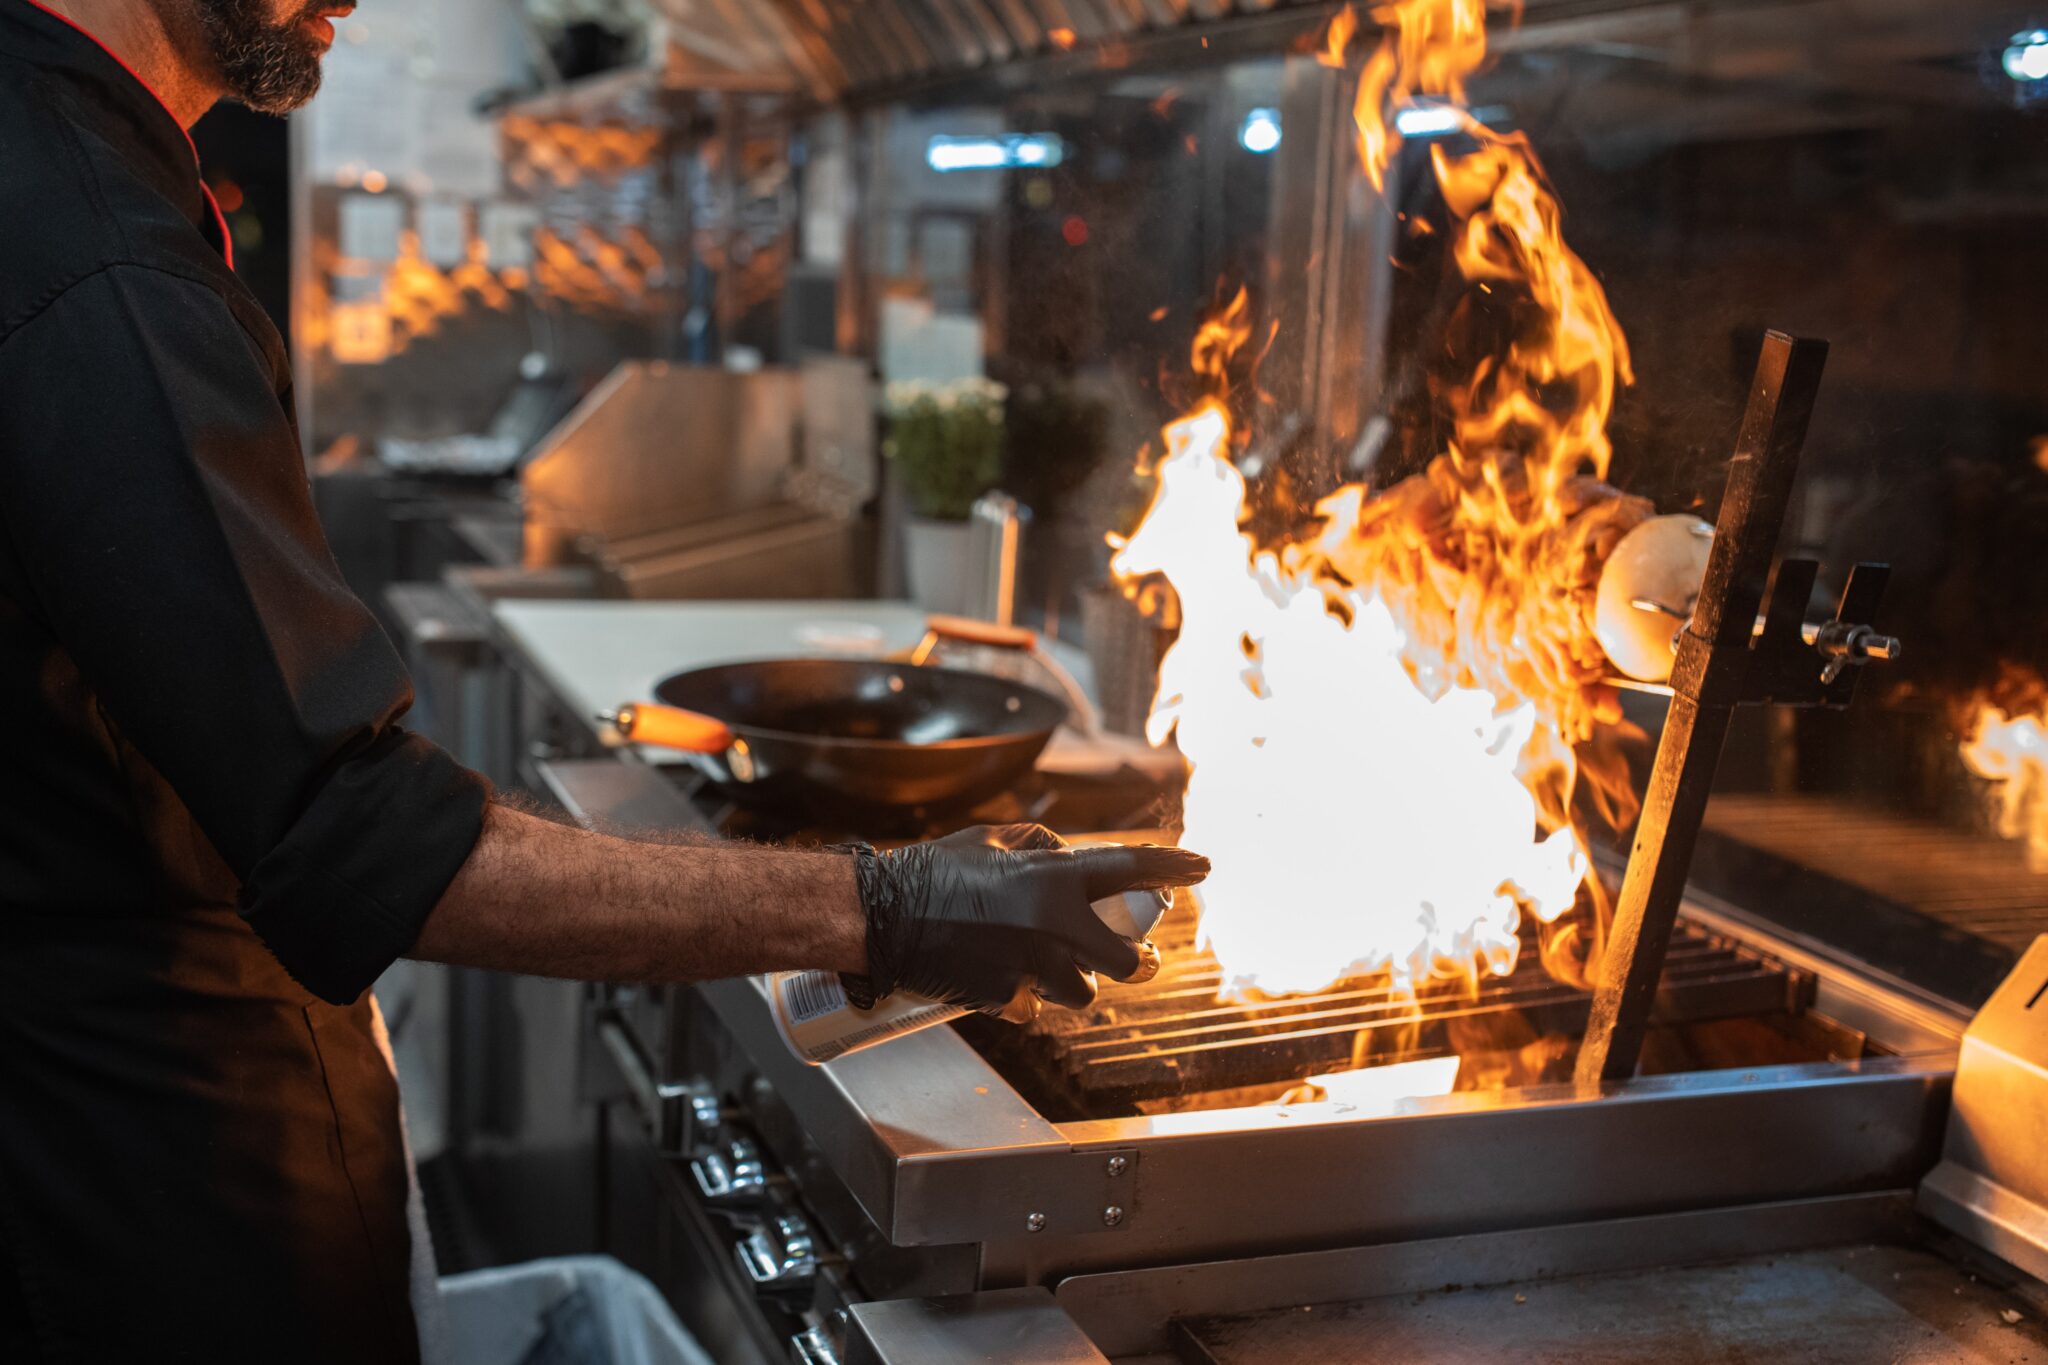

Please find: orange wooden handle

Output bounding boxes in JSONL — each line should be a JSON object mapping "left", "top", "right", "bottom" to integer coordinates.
{"left": 923, "top": 613, "right": 1038, "bottom": 651}
{"left": 612, "top": 702, "right": 735, "bottom": 754}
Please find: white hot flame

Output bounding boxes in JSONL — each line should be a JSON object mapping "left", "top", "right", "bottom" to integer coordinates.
{"left": 1964, "top": 705, "right": 2048, "bottom": 871}
{"left": 1113, "top": 404, "right": 1585, "bottom": 998}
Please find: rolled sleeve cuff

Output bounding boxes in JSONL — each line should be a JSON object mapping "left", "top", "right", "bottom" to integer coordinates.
{"left": 239, "top": 729, "right": 490, "bottom": 1004}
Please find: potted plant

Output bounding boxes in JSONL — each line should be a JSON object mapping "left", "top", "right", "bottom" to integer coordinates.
{"left": 885, "top": 377, "right": 1007, "bottom": 614}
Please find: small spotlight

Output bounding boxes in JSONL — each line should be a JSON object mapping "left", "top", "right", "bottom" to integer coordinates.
{"left": 925, "top": 134, "right": 1066, "bottom": 173}
{"left": 1393, "top": 103, "right": 1465, "bottom": 137}
{"left": 2005, "top": 29, "right": 2048, "bottom": 81}
{"left": 1238, "top": 107, "right": 1282, "bottom": 154}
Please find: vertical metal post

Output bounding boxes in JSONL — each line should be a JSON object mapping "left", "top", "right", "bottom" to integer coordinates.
{"left": 1574, "top": 332, "right": 1830, "bottom": 1086}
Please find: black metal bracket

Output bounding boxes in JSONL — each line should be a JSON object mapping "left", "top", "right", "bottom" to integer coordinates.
{"left": 1574, "top": 331, "right": 1900, "bottom": 1087}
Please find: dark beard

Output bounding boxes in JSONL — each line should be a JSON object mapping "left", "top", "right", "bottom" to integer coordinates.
{"left": 189, "top": 0, "right": 331, "bottom": 114}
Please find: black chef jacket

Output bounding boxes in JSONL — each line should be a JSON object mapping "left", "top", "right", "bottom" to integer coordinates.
{"left": 0, "top": 2, "right": 491, "bottom": 1360}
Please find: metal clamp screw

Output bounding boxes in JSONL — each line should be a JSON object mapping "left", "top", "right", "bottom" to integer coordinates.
{"left": 789, "top": 1324, "right": 840, "bottom": 1365}
{"left": 1105, "top": 1155, "right": 1129, "bottom": 1178}
{"left": 1025, "top": 1212, "right": 1046, "bottom": 1233}
{"left": 736, "top": 1212, "right": 817, "bottom": 1290}
{"left": 1101, "top": 1205, "right": 1124, "bottom": 1228}
{"left": 691, "top": 1137, "right": 767, "bottom": 1205}
{"left": 1813, "top": 620, "right": 1902, "bottom": 686}
{"left": 649, "top": 1079, "right": 721, "bottom": 1157}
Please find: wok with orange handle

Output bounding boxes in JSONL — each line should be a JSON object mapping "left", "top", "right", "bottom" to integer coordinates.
{"left": 604, "top": 618, "right": 1076, "bottom": 829}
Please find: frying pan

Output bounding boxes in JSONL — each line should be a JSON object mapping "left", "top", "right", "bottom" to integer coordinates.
{"left": 607, "top": 618, "right": 1077, "bottom": 829}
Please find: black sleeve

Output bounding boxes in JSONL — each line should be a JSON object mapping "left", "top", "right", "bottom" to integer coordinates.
{"left": 0, "top": 264, "right": 489, "bottom": 1003}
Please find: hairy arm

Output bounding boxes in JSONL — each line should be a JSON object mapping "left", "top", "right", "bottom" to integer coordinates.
{"left": 409, "top": 802, "right": 867, "bottom": 982}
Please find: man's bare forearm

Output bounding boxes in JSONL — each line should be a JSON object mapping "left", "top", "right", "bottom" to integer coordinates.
{"left": 409, "top": 802, "right": 867, "bottom": 982}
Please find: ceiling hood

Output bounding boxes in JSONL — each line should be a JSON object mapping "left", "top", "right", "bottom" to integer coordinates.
{"left": 591, "top": 0, "right": 1339, "bottom": 103}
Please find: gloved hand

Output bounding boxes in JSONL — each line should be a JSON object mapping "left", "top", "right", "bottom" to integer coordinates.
{"left": 842, "top": 824, "right": 1208, "bottom": 1018}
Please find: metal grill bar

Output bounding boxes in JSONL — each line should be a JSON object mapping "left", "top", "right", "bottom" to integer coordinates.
{"left": 1705, "top": 793, "right": 2048, "bottom": 954}
{"left": 998, "top": 899, "right": 1810, "bottom": 1109}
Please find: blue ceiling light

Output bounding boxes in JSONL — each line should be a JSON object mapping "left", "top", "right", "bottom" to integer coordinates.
{"left": 926, "top": 133, "right": 1066, "bottom": 173}
{"left": 1238, "top": 107, "right": 1282, "bottom": 154}
{"left": 1393, "top": 103, "right": 1465, "bottom": 137}
{"left": 2004, "top": 29, "right": 2048, "bottom": 81}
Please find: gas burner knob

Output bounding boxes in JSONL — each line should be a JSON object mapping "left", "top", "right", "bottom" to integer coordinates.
{"left": 736, "top": 1212, "right": 818, "bottom": 1295}
{"left": 653, "top": 1079, "right": 722, "bottom": 1157}
{"left": 787, "top": 1324, "right": 840, "bottom": 1365}
{"left": 692, "top": 1137, "right": 768, "bottom": 1206}
{"left": 688, "top": 1088, "right": 723, "bottom": 1136}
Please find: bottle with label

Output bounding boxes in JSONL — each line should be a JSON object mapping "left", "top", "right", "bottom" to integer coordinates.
{"left": 768, "top": 884, "right": 1171, "bottom": 1065}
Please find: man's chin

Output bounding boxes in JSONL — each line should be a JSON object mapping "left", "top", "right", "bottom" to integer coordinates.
{"left": 226, "top": 52, "right": 326, "bottom": 114}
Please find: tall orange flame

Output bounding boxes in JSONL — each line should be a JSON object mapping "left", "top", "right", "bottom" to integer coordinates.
{"left": 1352, "top": 0, "right": 1499, "bottom": 190}
{"left": 1191, "top": 285, "right": 1253, "bottom": 393}
{"left": 1114, "top": 0, "right": 1648, "bottom": 998}
{"left": 1319, "top": 5, "right": 1359, "bottom": 68}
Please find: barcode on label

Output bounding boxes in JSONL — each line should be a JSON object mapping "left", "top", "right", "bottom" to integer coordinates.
{"left": 822, "top": 1004, "right": 960, "bottom": 1058}
{"left": 783, "top": 971, "right": 849, "bottom": 1024}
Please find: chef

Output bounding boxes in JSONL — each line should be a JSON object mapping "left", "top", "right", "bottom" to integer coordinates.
{"left": 0, "top": 1, "right": 1208, "bottom": 1359}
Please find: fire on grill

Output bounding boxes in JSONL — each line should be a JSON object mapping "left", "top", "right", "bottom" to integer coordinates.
{"left": 965, "top": 890, "right": 1833, "bottom": 1118}
{"left": 1073, "top": 0, "right": 1663, "bottom": 1076}
{"left": 994, "top": 0, "right": 1896, "bottom": 1108}
{"left": 1964, "top": 683, "right": 2048, "bottom": 873}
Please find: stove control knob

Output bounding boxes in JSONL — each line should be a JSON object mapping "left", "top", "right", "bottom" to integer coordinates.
{"left": 654, "top": 1080, "right": 722, "bottom": 1156}
{"left": 736, "top": 1212, "right": 818, "bottom": 1294}
{"left": 788, "top": 1324, "right": 840, "bottom": 1365}
{"left": 692, "top": 1137, "right": 768, "bottom": 1206}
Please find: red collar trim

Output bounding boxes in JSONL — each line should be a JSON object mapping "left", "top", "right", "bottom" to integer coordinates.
{"left": 19, "top": 0, "right": 234, "bottom": 269}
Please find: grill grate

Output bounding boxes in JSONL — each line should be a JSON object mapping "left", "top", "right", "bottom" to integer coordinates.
{"left": 1704, "top": 793, "right": 2048, "bottom": 956}
{"left": 982, "top": 897, "right": 1810, "bottom": 1112}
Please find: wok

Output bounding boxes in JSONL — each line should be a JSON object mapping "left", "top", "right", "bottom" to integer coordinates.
{"left": 608, "top": 632, "right": 1073, "bottom": 829}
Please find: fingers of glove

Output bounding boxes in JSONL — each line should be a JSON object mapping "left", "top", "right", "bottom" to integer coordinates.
{"left": 984, "top": 823, "right": 1067, "bottom": 852}
{"left": 1063, "top": 911, "right": 1144, "bottom": 982}
{"left": 932, "top": 825, "right": 1007, "bottom": 852}
{"left": 1032, "top": 956, "right": 1099, "bottom": 1010}
{"left": 992, "top": 981, "right": 1043, "bottom": 1024}
{"left": 1123, "top": 938, "right": 1164, "bottom": 985}
{"left": 1071, "top": 844, "right": 1212, "bottom": 901}
{"left": 934, "top": 822, "right": 1064, "bottom": 853}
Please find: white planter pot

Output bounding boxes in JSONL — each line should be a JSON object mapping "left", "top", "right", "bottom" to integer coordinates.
{"left": 904, "top": 516, "right": 974, "bottom": 616}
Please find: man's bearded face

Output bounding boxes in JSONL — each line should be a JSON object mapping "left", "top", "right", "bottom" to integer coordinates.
{"left": 187, "top": 0, "right": 345, "bottom": 114}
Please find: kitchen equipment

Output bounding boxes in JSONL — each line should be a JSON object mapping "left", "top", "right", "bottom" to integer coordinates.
{"left": 1918, "top": 933, "right": 2048, "bottom": 1282}
{"left": 981, "top": 893, "right": 1815, "bottom": 1116}
{"left": 1593, "top": 513, "right": 1715, "bottom": 683}
{"left": 905, "top": 615, "right": 1103, "bottom": 739}
{"left": 965, "top": 493, "right": 1026, "bottom": 627}
{"left": 520, "top": 361, "right": 870, "bottom": 602}
{"left": 608, "top": 658, "right": 1067, "bottom": 829}
{"left": 606, "top": 615, "right": 1103, "bottom": 827}
{"left": 1577, "top": 333, "right": 1899, "bottom": 1085}
{"left": 588, "top": 842, "right": 1969, "bottom": 1365}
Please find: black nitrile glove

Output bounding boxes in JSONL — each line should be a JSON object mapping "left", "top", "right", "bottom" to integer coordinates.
{"left": 841, "top": 824, "right": 1209, "bottom": 1017}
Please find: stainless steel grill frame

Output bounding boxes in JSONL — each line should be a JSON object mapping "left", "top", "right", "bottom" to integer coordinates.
{"left": 672, "top": 967, "right": 1954, "bottom": 1268}
{"left": 557, "top": 762, "right": 1976, "bottom": 1363}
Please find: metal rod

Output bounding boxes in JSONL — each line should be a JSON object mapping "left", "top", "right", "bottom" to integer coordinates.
{"left": 1574, "top": 331, "right": 1830, "bottom": 1087}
